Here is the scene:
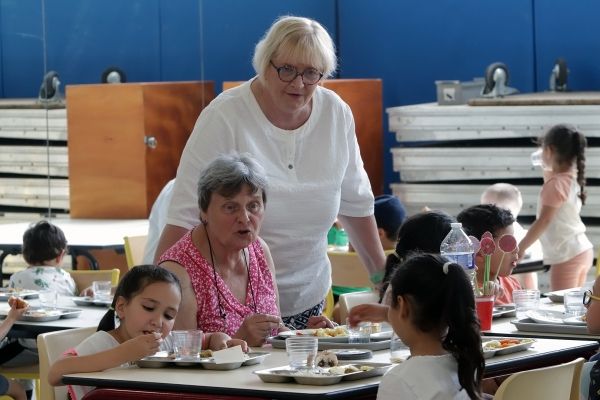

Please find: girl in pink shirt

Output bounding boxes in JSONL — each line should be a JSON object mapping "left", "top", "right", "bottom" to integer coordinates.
{"left": 518, "top": 124, "right": 593, "bottom": 290}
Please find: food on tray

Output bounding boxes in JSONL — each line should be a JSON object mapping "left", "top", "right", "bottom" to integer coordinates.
{"left": 312, "top": 326, "right": 348, "bottom": 337}
{"left": 314, "top": 350, "right": 338, "bottom": 368}
{"left": 370, "top": 323, "right": 381, "bottom": 333}
{"left": 329, "top": 364, "right": 374, "bottom": 375}
{"left": 200, "top": 350, "right": 213, "bottom": 358}
{"left": 8, "top": 296, "right": 28, "bottom": 309}
{"left": 483, "top": 338, "right": 534, "bottom": 350}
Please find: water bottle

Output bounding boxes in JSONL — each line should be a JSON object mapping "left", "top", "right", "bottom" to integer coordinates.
{"left": 440, "top": 222, "right": 476, "bottom": 289}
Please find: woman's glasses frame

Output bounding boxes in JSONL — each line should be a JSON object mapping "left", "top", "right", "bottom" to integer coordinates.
{"left": 583, "top": 290, "right": 600, "bottom": 306}
{"left": 269, "top": 61, "right": 323, "bottom": 85}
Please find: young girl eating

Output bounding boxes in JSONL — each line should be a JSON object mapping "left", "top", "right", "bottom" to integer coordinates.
{"left": 49, "top": 265, "right": 246, "bottom": 400}
{"left": 377, "top": 253, "right": 484, "bottom": 400}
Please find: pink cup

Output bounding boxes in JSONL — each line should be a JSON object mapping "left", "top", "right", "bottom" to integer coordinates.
{"left": 475, "top": 295, "right": 495, "bottom": 331}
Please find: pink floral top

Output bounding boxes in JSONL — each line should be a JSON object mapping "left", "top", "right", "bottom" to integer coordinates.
{"left": 159, "top": 231, "right": 278, "bottom": 336}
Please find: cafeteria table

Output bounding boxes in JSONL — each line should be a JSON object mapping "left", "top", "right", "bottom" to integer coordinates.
{"left": 64, "top": 338, "right": 599, "bottom": 400}
{"left": 0, "top": 218, "right": 148, "bottom": 277}
{"left": 0, "top": 295, "right": 107, "bottom": 338}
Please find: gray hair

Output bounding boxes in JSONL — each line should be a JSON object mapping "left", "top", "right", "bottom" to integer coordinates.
{"left": 252, "top": 15, "right": 337, "bottom": 81}
{"left": 197, "top": 153, "right": 268, "bottom": 212}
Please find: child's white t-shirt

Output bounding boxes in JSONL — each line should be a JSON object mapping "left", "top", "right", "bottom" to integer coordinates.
{"left": 377, "top": 354, "right": 471, "bottom": 400}
{"left": 67, "top": 330, "right": 127, "bottom": 400}
{"left": 9, "top": 266, "right": 77, "bottom": 295}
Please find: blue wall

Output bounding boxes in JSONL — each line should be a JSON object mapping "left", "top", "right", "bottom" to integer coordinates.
{"left": 1, "top": 0, "right": 600, "bottom": 191}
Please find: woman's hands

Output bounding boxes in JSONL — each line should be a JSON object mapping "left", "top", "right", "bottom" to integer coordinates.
{"left": 234, "top": 313, "right": 280, "bottom": 347}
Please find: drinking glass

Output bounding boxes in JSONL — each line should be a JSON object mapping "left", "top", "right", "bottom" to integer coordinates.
{"left": 475, "top": 295, "right": 495, "bottom": 331}
{"left": 92, "top": 280, "right": 112, "bottom": 302}
{"left": 390, "top": 332, "right": 408, "bottom": 363}
{"left": 512, "top": 289, "right": 540, "bottom": 320}
{"left": 564, "top": 290, "right": 585, "bottom": 316}
{"left": 285, "top": 336, "right": 318, "bottom": 370}
{"left": 347, "top": 321, "right": 371, "bottom": 344}
{"left": 172, "top": 330, "right": 203, "bottom": 358}
{"left": 38, "top": 289, "right": 58, "bottom": 309}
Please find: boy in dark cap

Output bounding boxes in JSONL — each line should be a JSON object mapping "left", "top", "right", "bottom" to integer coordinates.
{"left": 374, "top": 195, "right": 406, "bottom": 250}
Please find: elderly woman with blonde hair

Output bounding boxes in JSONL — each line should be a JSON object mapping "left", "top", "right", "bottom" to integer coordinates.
{"left": 156, "top": 16, "right": 385, "bottom": 330}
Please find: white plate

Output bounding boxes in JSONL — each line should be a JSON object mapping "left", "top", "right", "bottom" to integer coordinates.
{"left": 526, "top": 309, "right": 566, "bottom": 324}
{"left": 483, "top": 338, "right": 536, "bottom": 356}
{"left": 72, "top": 296, "right": 111, "bottom": 307}
{"left": 544, "top": 287, "right": 581, "bottom": 304}
{"left": 562, "top": 315, "right": 587, "bottom": 326}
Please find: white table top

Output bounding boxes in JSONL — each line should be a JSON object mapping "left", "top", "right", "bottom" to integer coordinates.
{"left": 63, "top": 337, "right": 598, "bottom": 399}
{"left": 0, "top": 218, "right": 148, "bottom": 248}
{"left": 1, "top": 295, "right": 107, "bottom": 337}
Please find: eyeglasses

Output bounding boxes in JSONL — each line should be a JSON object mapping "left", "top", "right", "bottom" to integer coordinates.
{"left": 583, "top": 290, "right": 600, "bottom": 306}
{"left": 269, "top": 61, "right": 323, "bottom": 85}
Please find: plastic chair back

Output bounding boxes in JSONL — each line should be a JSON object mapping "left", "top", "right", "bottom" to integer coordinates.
{"left": 69, "top": 269, "right": 120, "bottom": 294}
{"left": 124, "top": 235, "right": 148, "bottom": 269}
{"left": 494, "top": 357, "right": 584, "bottom": 400}
{"left": 338, "top": 291, "right": 379, "bottom": 323}
{"left": 37, "top": 326, "right": 96, "bottom": 400}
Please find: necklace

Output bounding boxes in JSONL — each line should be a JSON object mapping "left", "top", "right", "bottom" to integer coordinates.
{"left": 204, "top": 224, "right": 257, "bottom": 323}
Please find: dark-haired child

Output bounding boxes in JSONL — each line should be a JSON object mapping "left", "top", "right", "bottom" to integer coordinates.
{"left": 518, "top": 124, "right": 593, "bottom": 290}
{"left": 377, "top": 254, "right": 484, "bottom": 400}
{"left": 457, "top": 204, "right": 521, "bottom": 305}
{"left": 9, "top": 220, "right": 76, "bottom": 295}
{"left": 49, "top": 265, "right": 247, "bottom": 400}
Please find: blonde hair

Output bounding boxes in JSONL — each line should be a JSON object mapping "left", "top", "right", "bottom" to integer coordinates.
{"left": 252, "top": 16, "right": 337, "bottom": 81}
{"left": 480, "top": 183, "right": 523, "bottom": 218}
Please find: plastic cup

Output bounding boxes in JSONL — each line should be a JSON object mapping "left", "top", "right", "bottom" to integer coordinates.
{"left": 285, "top": 336, "right": 318, "bottom": 370}
{"left": 564, "top": 290, "right": 586, "bottom": 316}
{"left": 92, "top": 280, "right": 112, "bottom": 302}
{"left": 38, "top": 289, "right": 58, "bottom": 309}
{"left": 513, "top": 289, "right": 541, "bottom": 319}
{"left": 476, "top": 295, "right": 495, "bottom": 331}
{"left": 390, "top": 332, "right": 408, "bottom": 363}
{"left": 171, "top": 330, "right": 203, "bottom": 358}
{"left": 347, "top": 321, "right": 371, "bottom": 344}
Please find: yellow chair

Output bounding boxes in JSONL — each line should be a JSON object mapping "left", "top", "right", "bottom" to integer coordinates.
{"left": 123, "top": 235, "right": 148, "bottom": 269}
{"left": 322, "top": 288, "right": 335, "bottom": 319}
{"left": 0, "top": 364, "right": 40, "bottom": 400}
{"left": 69, "top": 269, "right": 120, "bottom": 295}
{"left": 494, "top": 357, "right": 584, "bottom": 400}
{"left": 338, "top": 290, "right": 379, "bottom": 324}
{"left": 37, "top": 326, "right": 96, "bottom": 400}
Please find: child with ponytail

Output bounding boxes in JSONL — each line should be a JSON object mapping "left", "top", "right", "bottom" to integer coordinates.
{"left": 49, "top": 265, "right": 246, "bottom": 400}
{"left": 518, "top": 124, "right": 593, "bottom": 290}
{"left": 377, "top": 253, "right": 484, "bottom": 400}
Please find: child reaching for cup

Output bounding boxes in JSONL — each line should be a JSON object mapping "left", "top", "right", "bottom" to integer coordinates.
{"left": 518, "top": 124, "right": 593, "bottom": 290}
{"left": 377, "top": 253, "right": 484, "bottom": 400}
{"left": 49, "top": 265, "right": 247, "bottom": 400}
{"left": 0, "top": 296, "right": 29, "bottom": 400}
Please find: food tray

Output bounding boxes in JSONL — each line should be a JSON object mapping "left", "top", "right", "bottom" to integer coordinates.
{"left": 512, "top": 318, "right": 590, "bottom": 335}
{"left": 275, "top": 326, "right": 392, "bottom": 343}
{"left": 268, "top": 336, "right": 391, "bottom": 351}
{"left": 493, "top": 304, "right": 516, "bottom": 319}
{"left": 0, "top": 307, "right": 83, "bottom": 322}
{"left": 72, "top": 296, "right": 112, "bottom": 307}
{"left": 254, "top": 362, "right": 393, "bottom": 386}
{"left": 136, "top": 351, "right": 269, "bottom": 370}
{"left": 0, "top": 289, "right": 38, "bottom": 301}
{"left": 482, "top": 337, "right": 535, "bottom": 357}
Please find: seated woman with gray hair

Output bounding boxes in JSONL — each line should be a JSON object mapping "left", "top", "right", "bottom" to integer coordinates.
{"left": 159, "top": 153, "right": 282, "bottom": 346}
